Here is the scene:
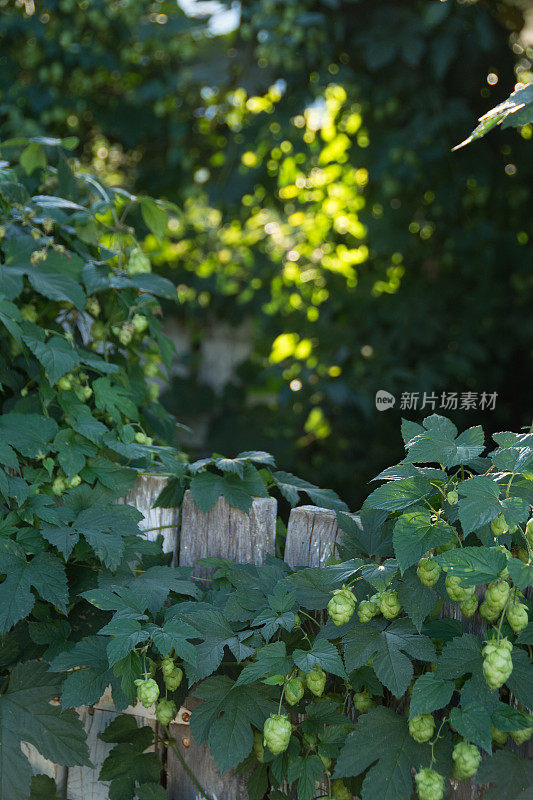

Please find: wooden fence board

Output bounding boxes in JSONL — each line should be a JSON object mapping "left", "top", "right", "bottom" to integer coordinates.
{"left": 119, "top": 473, "right": 180, "bottom": 560}
{"left": 284, "top": 504, "right": 352, "bottom": 567}
{"left": 179, "top": 490, "right": 277, "bottom": 576}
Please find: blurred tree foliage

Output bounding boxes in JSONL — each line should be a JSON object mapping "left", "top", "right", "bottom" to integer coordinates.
{"left": 1, "top": 0, "right": 533, "bottom": 506}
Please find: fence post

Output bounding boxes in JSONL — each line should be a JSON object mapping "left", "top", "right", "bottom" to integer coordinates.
{"left": 284, "top": 504, "right": 353, "bottom": 567}
{"left": 64, "top": 474, "right": 178, "bottom": 799}
{"left": 166, "top": 492, "right": 278, "bottom": 800}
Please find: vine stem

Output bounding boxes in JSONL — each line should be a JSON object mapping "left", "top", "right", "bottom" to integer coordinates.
{"left": 164, "top": 725, "right": 215, "bottom": 800}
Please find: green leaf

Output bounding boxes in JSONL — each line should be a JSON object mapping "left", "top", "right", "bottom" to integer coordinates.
{"left": 393, "top": 506, "right": 456, "bottom": 572}
{"left": 93, "top": 377, "right": 138, "bottom": 422}
{"left": 136, "top": 785, "right": 168, "bottom": 800}
{"left": 141, "top": 197, "right": 168, "bottom": 239}
{"left": 403, "top": 415, "right": 484, "bottom": 468}
{"left": 41, "top": 523, "right": 79, "bottom": 560}
{"left": 99, "top": 715, "right": 161, "bottom": 797}
{"left": 409, "top": 672, "right": 454, "bottom": 718}
{"left": 450, "top": 703, "right": 492, "bottom": 753}
{"left": 435, "top": 634, "right": 482, "bottom": 679}
{"left": 173, "top": 603, "right": 254, "bottom": 681}
{"left": 454, "top": 82, "right": 533, "bottom": 149}
{"left": 0, "top": 413, "right": 58, "bottom": 457}
{"left": 286, "top": 755, "right": 323, "bottom": 800}
{"left": 22, "top": 334, "right": 79, "bottom": 384}
{"left": 507, "top": 557, "right": 533, "bottom": 590}
{"left": 51, "top": 636, "right": 124, "bottom": 709}
{"left": 192, "top": 675, "right": 277, "bottom": 773}
{"left": 492, "top": 702, "right": 533, "bottom": 732}
{"left": 272, "top": 470, "right": 348, "bottom": 511}
{"left": 435, "top": 546, "right": 507, "bottom": 586}
{"left": 191, "top": 464, "right": 269, "bottom": 513}
{"left": 234, "top": 641, "right": 292, "bottom": 686}
{"left": 293, "top": 639, "right": 346, "bottom": 678}
{"left": 99, "top": 618, "right": 150, "bottom": 667}
{"left": 28, "top": 265, "right": 86, "bottom": 310}
{"left": 505, "top": 647, "right": 533, "bottom": 708}
{"left": 475, "top": 750, "right": 533, "bottom": 799}
{"left": 364, "top": 476, "right": 434, "bottom": 512}
{"left": 0, "top": 661, "right": 90, "bottom": 800}
{"left": 334, "top": 707, "right": 450, "bottom": 799}
{"left": 397, "top": 567, "right": 437, "bottom": 632}
{"left": 457, "top": 476, "right": 502, "bottom": 535}
{"left": 516, "top": 620, "right": 533, "bottom": 645}
{"left": 0, "top": 543, "right": 68, "bottom": 633}
{"left": 360, "top": 559, "right": 399, "bottom": 591}
{"left": 343, "top": 619, "right": 435, "bottom": 698}
{"left": 29, "top": 774, "right": 62, "bottom": 800}
{"left": 337, "top": 509, "right": 392, "bottom": 558}
{"left": 129, "top": 273, "right": 176, "bottom": 299}
{"left": 20, "top": 143, "right": 47, "bottom": 175}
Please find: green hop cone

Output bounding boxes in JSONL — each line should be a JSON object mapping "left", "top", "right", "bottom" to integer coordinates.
{"left": 164, "top": 667, "right": 183, "bottom": 691}
{"left": 133, "top": 313, "right": 149, "bottom": 333}
{"left": 408, "top": 714, "right": 435, "bottom": 744}
{"left": 491, "top": 725, "right": 508, "bottom": 746}
{"left": 482, "top": 638, "right": 513, "bottom": 690}
{"left": 127, "top": 247, "right": 151, "bottom": 275}
{"left": 445, "top": 574, "right": 475, "bottom": 603}
{"left": 510, "top": 722, "right": 533, "bottom": 745}
{"left": 380, "top": 589, "right": 401, "bottom": 620}
{"left": 357, "top": 599, "right": 379, "bottom": 623}
{"left": 134, "top": 677, "right": 160, "bottom": 708}
{"left": 155, "top": 698, "right": 177, "bottom": 726}
{"left": 119, "top": 322, "right": 135, "bottom": 346}
{"left": 161, "top": 657, "right": 175, "bottom": 677}
{"left": 331, "top": 778, "right": 351, "bottom": 800}
{"left": 414, "top": 768, "right": 445, "bottom": 800}
{"left": 506, "top": 601, "right": 529, "bottom": 633}
{"left": 485, "top": 580, "right": 510, "bottom": 612}
{"left": 328, "top": 588, "right": 356, "bottom": 626}
{"left": 491, "top": 513, "right": 509, "bottom": 537}
{"left": 479, "top": 601, "right": 500, "bottom": 624}
{"left": 459, "top": 594, "right": 479, "bottom": 618}
{"left": 285, "top": 677, "right": 305, "bottom": 706}
{"left": 263, "top": 714, "right": 292, "bottom": 755}
{"left": 417, "top": 558, "right": 441, "bottom": 588}
{"left": 353, "top": 690, "right": 374, "bottom": 713}
{"left": 253, "top": 729, "right": 264, "bottom": 762}
{"left": 306, "top": 665, "right": 327, "bottom": 697}
{"left": 446, "top": 490, "right": 459, "bottom": 506}
{"left": 452, "top": 741, "right": 482, "bottom": 781}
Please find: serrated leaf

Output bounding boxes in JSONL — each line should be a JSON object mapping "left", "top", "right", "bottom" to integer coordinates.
{"left": 397, "top": 567, "right": 437, "bottom": 632}
{"left": 505, "top": 647, "right": 533, "bottom": 708}
{"left": 141, "top": 197, "right": 168, "bottom": 239}
{"left": 93, "top": 377, "right": 138, "bottom": 423}
{"left": 234, "top": 641, "right": 292, "bottom": 686}
{"left": 507, "top": 557, "right": 533, "bottom": 590}
{"left": 51, "top": 636, "right": 125, "bottom": 709}
{"left": 293, "top": 639, "right": 346, "bottom": 678}
{"left": 0, "top": 543, "right": 68, "bottom": 634}
{"left": 22, "top": 334, "right": 79, "bottom": 384}
{"left": 492, "top": 702, "right": 533, "bottom": 732}
{"left": 403, "top": 415, "right": 484, "bottom": 468}
{"left": 272, "top": 471, "right": 348, "bottom": 511}
{"left": 475, "top": 750, "right": 533, "bottom": 799}
{"left": 343, "top": 619, "right": 435, "bottom": 698}
{"left": 393, "top": 507, "right": 456, "bottom": 572}
{"left": 409, "top": 672, "right": 454, "bottom": 718}
{"left": 28, "top": 266, "right": 86, "bottom": 310}
{"left": 286, "top": 754, "right": 323, "bottom": 800}
{"left": 457, "top": 476, "right": 502, "bottom": 534}
{"left": 364, "top": 476, "right": 434, "bottom": 512}
{"left": 192, "top": 675, "right": 277, "bottom": 773}
{"left": 436, "top": 634, "right": 482, "bottom": 679}
{"left": 436, "top": 546, "right": 507, "bottom": 586}
{"left": 0, "top": 661, "right": 90, "bottom": 800}
{"left": 337, "top": 509, "right": 393, "bottom": 558}
{"left": 450, "top": 703, "right": 492, "bottom": 753}
{"left": 334, "top": 707, "right": 450, "bottom": 800}
{"left": 0, "top": 413, "right": 58, "bottom": 457}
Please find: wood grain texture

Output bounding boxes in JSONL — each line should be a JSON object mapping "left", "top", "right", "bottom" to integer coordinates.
{"left": 22, "top": 744, "right": 68, "bottom": 793}
{"left": 119, "top": 473, "right": 180, "bottom": 561}
{"left": 166, "top": 699, "right": 247, "bottom": 800}
{"left": 284, "top": 505, "right": 354, "bottom": 568}
{"left": 179, "top": 490, "right": 277, "bottom": 576}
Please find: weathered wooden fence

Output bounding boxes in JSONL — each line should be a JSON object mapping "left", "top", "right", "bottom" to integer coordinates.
{"left": 26, "top": 476, "right": 531, "bottom": 800}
